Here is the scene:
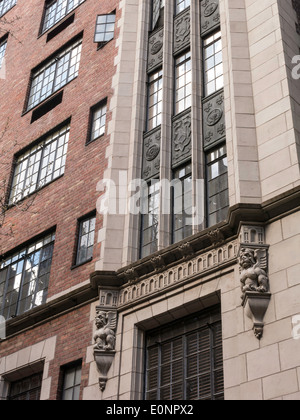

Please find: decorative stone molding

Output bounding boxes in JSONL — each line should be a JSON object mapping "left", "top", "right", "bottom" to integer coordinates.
{"left": 238, "top": 225, "right": 271, "bottom": 340}
{"left": 174, "top": 7, "right": 190, "bottom": 55}
{"left": 200, "top": 0, "right": 220, "bottom": 36}
{"left": 142, "top": 127, "right": 161, "bottom": 180}
{"left": 172, "top": 109, "right": 192, "bottom": 167}
{"left": 202, "top": 90, "right": 225, "bottom": 151}
{"left": 118, "top": 239, "right": 238, "bottom": 306}
{"left": 148, "top": 28, "right": 164, "bottom": 73}
{"left": 93, "top": 284, "right": 120, "bottom": 392}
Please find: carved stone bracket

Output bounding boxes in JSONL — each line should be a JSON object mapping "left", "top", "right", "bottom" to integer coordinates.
{"left": 93, "top": 283, "right": 120, "bottom": 392}
{"left": 238, "top": 225, "right": 271, "bottom": 339}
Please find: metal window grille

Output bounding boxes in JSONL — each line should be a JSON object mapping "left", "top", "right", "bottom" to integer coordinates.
{"left": 203, "top": 31, "right": 223, "bottom": 97}
{"left": 8, "top": 373, "right": 43, "bottom": 401}
{"left": 62, "top": 363, "right": 82, "bottom": 400}
{"left": 206, "top": 144, "right": 229, "bottom": 227}
{"left": 42, "top": 0, "right": 85, "bottom": 33}
{"left": 0, "top": 38, "right": 7, "bottom": 69}
{"left": 172, "top": 163, "right": 193, "bottom": 243}
{"left": 76, "top": 214, "right": 96, "bottom": 265}
{"left": 94, "top": 13, "right": 116, "bottom": 45}
{"left": 175, "top": 51, "right": 192, "bottom": 115}
{"left": 0, "top": 232, "right": 56, "bottom": 320}
{"left": 10, "top": 124, "right": 70, "bottom": 204}
{"left": 147, "top": 69, "right": 163, "bottom": 131}
{"left": 0, "top": 0, "right": 16, "bottom": 18}
{"left": 27, "top": 38, "right": 82, "bottom": 111}
{"left": 145, "top": 307, "right": 224, "bottom": 400}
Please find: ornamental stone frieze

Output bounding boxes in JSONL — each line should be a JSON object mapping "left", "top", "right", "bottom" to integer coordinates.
{"left": 238, "top": 225, "right": 271, "bottom": 340}
{"left": 148, "top": 28, "right": 164, "bottom": 73}
{"left": 172, "top": 109, "right": 192, "bottom": 167}
{"left": 142, "top": 127, "right": 161, "bottom": 180}
{"left": 202, "top": 90, "right": 225, "bottom": 151}
{"left": 201, "top": 0, "right": 220, "bottom": 36}
{"left": 174, "top": 7, "right": 190, "bottom": 55}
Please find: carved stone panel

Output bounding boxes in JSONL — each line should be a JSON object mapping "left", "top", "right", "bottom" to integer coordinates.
{"left": 148, "top": 28, "right": 164, "bottom": 73}
{"left": 202, "top": 90, "right": 225, "bottom": 150}
{"left": 200, "top": 0, "right": 220, "bottom": 37}
{"left": 172, "top": 110, "right": 192, "bottom": 167}
{"left": 143, "top": 127, "right": 161, "bottom": 180}
{"left": 174, "top": 8, "right": 190, "bottom": 55}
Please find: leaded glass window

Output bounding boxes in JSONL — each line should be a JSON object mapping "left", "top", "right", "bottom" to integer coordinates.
{"left": 0, "top": 232, "right": 55, "bottom": 320}
{"left": 0, "top": 0, "right": 16, "bottom": 18}
{"left": 42, "top": 0, "right": 85, "bottom": 33}
{"left": 203, "top": 31, "right": 223, "bottom": 97}
{"left": 76, "top": 214, "right": 96, "bottom": 265}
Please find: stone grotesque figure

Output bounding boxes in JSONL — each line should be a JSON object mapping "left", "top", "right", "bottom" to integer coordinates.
{"left": 239, "top": 248, "right": 269, "bottom": 298}
{"left": 93, "top": 310, "right": 117, "bottom": 351}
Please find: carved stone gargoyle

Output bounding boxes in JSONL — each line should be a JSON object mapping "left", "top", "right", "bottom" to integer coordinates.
{"left": 239, "top": 247, "right": 271, "bottom": 340}
{"left": 93, "top": 310, "right": 117, "bottom": 392}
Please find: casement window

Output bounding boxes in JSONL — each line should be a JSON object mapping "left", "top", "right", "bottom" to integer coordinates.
{"left": 175, "top": 51, "right": 192, "bottom": 115}
{"left": 0, "top": 232, "right": 55, "bottom": 320}
{"left": 42, "top": 0, "right": 85, "bottom": 33}
{"left": 10, "top": 123, "right": 70, "bottom": 204}
{"left": 145, "top": 307, "right": 224, "bottom": 400}
{"left": 26, "top": 37, "right": 82, "bottom": 111}
{"left": 76, "top": 214, "right": 96, "bottom": 266}
{"left": 61, "top": 362, "right": 82, "bottom": 400}
{"left": 0, "top": 37, "right": 7, "bottom": 69}
{"left": 175, "top": 0, "right": 190, "bottom": 15}
{"left": 0, "top": 0, "right": 16, "bottom": 17}
{"left": 206, "top": 144, "right": 229, "bottom": 227}
{"left": 172, "top": 164, "right": 193, "bottom": 243}
{"left": 94, "top": 13, "right": 116, "bottom": 48}
{"left": 147, "top": 69, "right": 163, "bottom": 131}
{"left": 88, "top": 100, "right": 107, "bottom": 143}
{"left": 8, "top": 373, "right": 43, "bottom": 400}
{"left": 152, "top": 0, "right": 164, "bottom": 31}
{"left": 203, "top": 31, "right": 223, "bottom": 97}
{"left": 140, "top": 180, "right": 160, "bottom": 259}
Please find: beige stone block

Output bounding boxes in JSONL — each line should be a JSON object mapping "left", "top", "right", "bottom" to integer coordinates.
{"left": 262, "top": 318, "right": 292, "bottom": 346}
{"left": 269, "top": 269, "right": 288, "bottom": 294}
{"left": 82, "top": 384, "right": 101, "bottom": 401}
{"left": 40, "top": 377, "right": 52, "bottom": 401}
{"left": 274, "top": 284, "right": 300, "bottom": 319}
{"left": 279, "top": 339, "right": 300, "bottom": 371}
{"left": 247, "top": 344, "right": 280, "bottom": 381}
{"left": 287, "top": 264, "right": 300, "bottom": 287}
{"left": 240, "top": 379, "right": 263, "bottom": 400}
{"left": 263, "top": 370, "right": 298, "bottom": 400}
{"left": 224, "top": 355, "right": 247, "bottom": 388}
{"left": 281, "top": 212, "right": 300, "bottom": 240}
{"left": 283, "top": 392, "right": 300, "bottom": 400}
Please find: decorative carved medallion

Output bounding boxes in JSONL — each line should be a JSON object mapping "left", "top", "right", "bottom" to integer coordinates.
{"left": 143, "top": 127, "right": 161, "bottom": 180}
{"left": 146, "top": 144, "right": 160, "bottom": 161}
{"left": 204, "top": 2, "right": 218, "bottom": 17}
{"left": 206, "top": 108, "right": 223, "bottom": 126}
{"left": 148, "top": 28, "right": 164, "bottom": 73}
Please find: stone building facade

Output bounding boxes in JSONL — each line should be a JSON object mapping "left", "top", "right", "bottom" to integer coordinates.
{"left": 0, "top": 0, "right": 300, "bottom": 401}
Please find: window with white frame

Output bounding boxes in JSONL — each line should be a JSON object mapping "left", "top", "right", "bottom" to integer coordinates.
{"left": 88, "top": 100, "right": 107, "bottom": 143}
{"left": 147, "top": 69, "right": 163, "bottom": 131}
{"left": 175, "top": 51, "right": 192, "bottom": 114}
{"left": 203, "top": 31, "right": 223, "bottom": 97}
{"left": 0, "top": 232, "right": 56, "bottom": 320}
{"left": 175, "top": 0, "right": 190, "bottom": 15}
{"left": 26, "top": 37, "right": 82, "bottom": 111}
{"left": 94, "top": 13, "right": 116, "bottom": 47}
{"left": 42, "top": 0, "right": 85, "bottom": 33}
{"left": 0, "top": 37, "right": 7, "bottom": 69}
{"left": 10, "top": 123, "right": 70, "bottom": 204}
{"left": 0, "top": 0, "right": 16, "bottom": 17}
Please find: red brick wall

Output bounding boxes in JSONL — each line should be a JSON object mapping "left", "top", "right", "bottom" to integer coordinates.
{"left": 0, "top": 0, "right": 119, "bottom": 297}
{"left": 0, "top": 303, "right": 94, "bottom": 400}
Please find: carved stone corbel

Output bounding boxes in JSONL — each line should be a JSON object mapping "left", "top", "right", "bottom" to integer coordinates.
{"left": 238, "top": 225, "right": 271, "bottom": 340}
{"left": 93, "top": 284, "right": 120, "bottom": 392}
